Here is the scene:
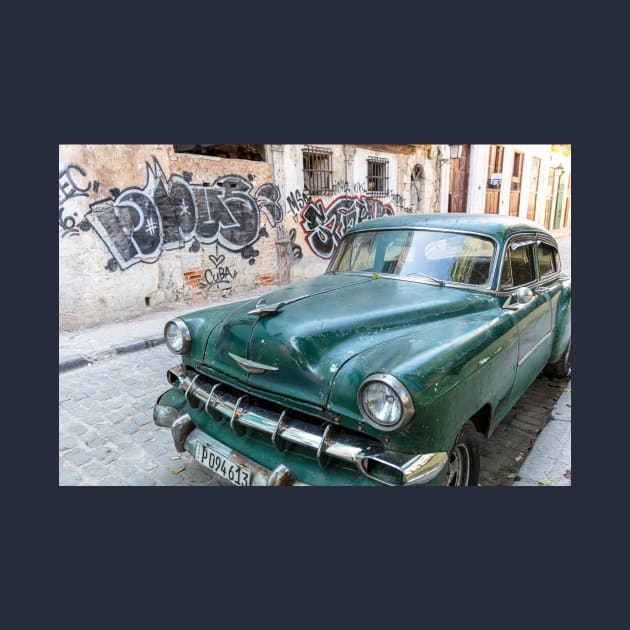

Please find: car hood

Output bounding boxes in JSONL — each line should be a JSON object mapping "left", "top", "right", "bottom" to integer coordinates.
{"left": 202, "top": 273, "right": 496, "bottom": 408}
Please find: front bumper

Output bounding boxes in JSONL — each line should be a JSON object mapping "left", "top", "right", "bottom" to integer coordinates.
{"left": 154, "top": 364, "right": 448, "bottom": 486}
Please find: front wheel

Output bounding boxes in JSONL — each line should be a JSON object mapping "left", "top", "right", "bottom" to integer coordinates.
{"left": 445, "top": 421, "right": 480, "bottom": 486}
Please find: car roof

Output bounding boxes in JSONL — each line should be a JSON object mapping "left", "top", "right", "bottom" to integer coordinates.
{"left": 347, "top": 213, "right": 553, "bottom": 242}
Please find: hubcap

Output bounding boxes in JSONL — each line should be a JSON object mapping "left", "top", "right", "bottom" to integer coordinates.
{"left": 447, "top": 443, "right": 471, "bottom": 486}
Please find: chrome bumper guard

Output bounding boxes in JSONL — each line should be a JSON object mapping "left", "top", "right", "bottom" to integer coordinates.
{"left": 158, "top": 364, "right": 447, "bottom": 486}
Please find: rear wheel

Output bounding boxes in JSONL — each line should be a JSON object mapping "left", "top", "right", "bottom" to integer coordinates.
{"left": 445, "top": 421, "right": 480, "bottom": 486}
{"left": 544, "top": 338, "right": 571, "bottom": 378}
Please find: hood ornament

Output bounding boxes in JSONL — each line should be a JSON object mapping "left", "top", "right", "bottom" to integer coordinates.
{"left": 228, "top": 352, "right": 279, "bottom": 375}
{"left": 248, "top": 294, "right": 308, "bottom": 317}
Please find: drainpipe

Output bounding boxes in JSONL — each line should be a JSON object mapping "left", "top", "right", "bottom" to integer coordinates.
{"left": 343, "top": 145, "right": 356, "bottom": 191}
{"left": 268, "top": 144, "right": 291, "bottom": 284}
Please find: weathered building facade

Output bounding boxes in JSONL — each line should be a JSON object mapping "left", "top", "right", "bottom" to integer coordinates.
{"left": 59, "top": 143, "right": 570, "bottom": 331}
{"left": 59, "top": 144, "right": 437, "bottom": 330}
{"left": 447, "top": 144, "right": 571, "bottom": 230}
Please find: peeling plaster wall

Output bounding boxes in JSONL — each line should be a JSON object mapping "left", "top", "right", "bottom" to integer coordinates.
{"left": 59, "top": 145, "right": 280, "bottom": 331}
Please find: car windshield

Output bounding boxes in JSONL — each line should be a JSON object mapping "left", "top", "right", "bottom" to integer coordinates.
{"left": 328, "top": 229, "right": 496, "bottom": 286}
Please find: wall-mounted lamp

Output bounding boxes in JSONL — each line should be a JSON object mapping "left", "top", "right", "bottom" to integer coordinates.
{"left": 439, "top": 144, "right": 464, "bottom": 164}
{"left": 449, "top": 144, "right": 463, "bottom": 160}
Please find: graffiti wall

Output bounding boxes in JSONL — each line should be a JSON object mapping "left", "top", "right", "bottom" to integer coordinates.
{"left": 59, "top": 145, "right": 281, "bottom": 331}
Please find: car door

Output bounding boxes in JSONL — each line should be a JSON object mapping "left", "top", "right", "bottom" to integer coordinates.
{"left": 500, "top": 236, "right": 553, "bottom": 400}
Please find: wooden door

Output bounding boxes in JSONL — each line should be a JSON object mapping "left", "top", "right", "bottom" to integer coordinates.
{"left": 485, "top": 145, "right": 504, "bottom": 214}
{"left": 527, "top": 157, "right": 540, "bottom": 220}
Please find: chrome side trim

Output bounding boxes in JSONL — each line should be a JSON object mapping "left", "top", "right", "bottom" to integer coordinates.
{"left": 166, "top": 365, "right": 446, "bottom": 486}
{"left": 517, "top": 331, "right": 552, "bottom": 367}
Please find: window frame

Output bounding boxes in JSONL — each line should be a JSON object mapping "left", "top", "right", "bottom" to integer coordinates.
{"left": 366, "top": 156, "right": 390, "bottom": 198}
{"left": 497, "top": 232, "right": 562, "bottom": 293}
{"left": 302, "top": 145, "right": 333, "bottom": 195}
{"left": 536, "top": 239, "right": 561, "bottom": 279}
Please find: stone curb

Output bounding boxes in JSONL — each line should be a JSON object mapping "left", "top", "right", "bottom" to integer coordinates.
{"left": 113, "top": 336, "right": 165, "bottom": 356}
{"left": 59, "top": 336, "right": 165, "bottom": 373}
{"left": 59, "top": 355, "right": 91, "bottom": 373}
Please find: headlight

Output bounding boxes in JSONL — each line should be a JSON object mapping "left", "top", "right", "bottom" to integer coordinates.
{"left": 357, "top": 373, "right": 415, "bottom": 431}
{"left": 164, "top": 318, "right": 191, "bottom": 355}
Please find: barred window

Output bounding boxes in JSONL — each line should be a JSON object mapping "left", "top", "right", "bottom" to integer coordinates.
{"left": 367, "top": 157, "right": 389, "bottom": 197}
{"left": 303, "top": 145, "right": 333, "bottom": 195}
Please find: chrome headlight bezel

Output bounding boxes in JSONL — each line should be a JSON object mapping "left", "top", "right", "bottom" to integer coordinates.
{"left": 357, "top": 373, "right": 415, "bottom": 431}
{"left": 164, "top": 318, "right": 191, "bottom": 355}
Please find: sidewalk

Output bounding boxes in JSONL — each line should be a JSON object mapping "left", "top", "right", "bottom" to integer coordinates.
{"left": 512, "top": 380, "right": 571, "bottom": 486}
{"left": 59, "top": 288, "right": 265, "bottom": 373}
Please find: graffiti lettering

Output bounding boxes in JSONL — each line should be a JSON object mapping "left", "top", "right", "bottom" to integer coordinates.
{"left": 86, "top": 158, "right": 283, "bottom": 271}
{"left": 300, "top": 195, "right": 395, "bottom": 259}
{"left": 286, "top": 189, "right": 310, "bottom": 221}
{"left": 288, "top": 227, "right": 303, "bottom": 261}
{"left": 332, "top": 180, "right": 367, "bottom": 195}
{"left": 59, "top": 163, "right": 100, "bottom": 237}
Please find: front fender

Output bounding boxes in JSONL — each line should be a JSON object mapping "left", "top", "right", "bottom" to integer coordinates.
{"left": 327, "top": 308, "right": 519, "bottom": 453}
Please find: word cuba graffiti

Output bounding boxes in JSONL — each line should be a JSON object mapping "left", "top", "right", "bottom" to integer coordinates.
{"left": 300, "top": 195, "right": 395, "bottom": 259}
{"left": 85, "top": 158, "right": 283, "bottom": 271}
{"left": 199, "top": 250, "right": 238, "bottom": 296}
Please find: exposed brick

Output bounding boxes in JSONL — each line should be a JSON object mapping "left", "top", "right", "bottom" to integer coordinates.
{"left": 256, "top": 273, "right": 278, "bottom": 286}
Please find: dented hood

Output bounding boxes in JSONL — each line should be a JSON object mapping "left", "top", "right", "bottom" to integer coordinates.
{"left": 202, "top": 273, "right": 495, "bottom": 408}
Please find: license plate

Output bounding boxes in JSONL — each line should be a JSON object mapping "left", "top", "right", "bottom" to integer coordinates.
{"left": 194, "top": 442, "right": 252, "bottom": 486}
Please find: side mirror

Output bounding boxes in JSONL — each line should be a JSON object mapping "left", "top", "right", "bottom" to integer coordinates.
{"left": 515, "top": 287, "right": 534, "bottom": 304}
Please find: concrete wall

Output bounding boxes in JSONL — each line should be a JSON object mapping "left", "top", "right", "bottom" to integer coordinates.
{"left": 59, "top": 144, "right": 438, "bottom": 331}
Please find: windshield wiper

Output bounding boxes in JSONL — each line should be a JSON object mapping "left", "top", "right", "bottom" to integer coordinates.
{"left": 406, "top": 272, "right": 446, "bottom": 287}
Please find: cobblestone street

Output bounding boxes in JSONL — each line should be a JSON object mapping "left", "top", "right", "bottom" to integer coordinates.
{"left": 59, "top": 343, "right": 568, "bottom": 486}
{"left": 59, "top": 346, "right": 226, "bottom": 486}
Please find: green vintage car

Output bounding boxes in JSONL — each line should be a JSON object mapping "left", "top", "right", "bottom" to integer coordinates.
{"left": 153, "top": 214, "right": 571, "bottom": 486}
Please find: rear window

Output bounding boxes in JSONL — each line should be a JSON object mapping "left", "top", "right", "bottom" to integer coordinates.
{"left": 537, "top": 241, "right": 559, "bottom": 277}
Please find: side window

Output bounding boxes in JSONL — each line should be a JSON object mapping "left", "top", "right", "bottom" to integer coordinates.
{"left": 500, "top": 242, "right": 536, "bottom": 289}
{"left": 537, "top": 241, "right": 559, "bottom": 277}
